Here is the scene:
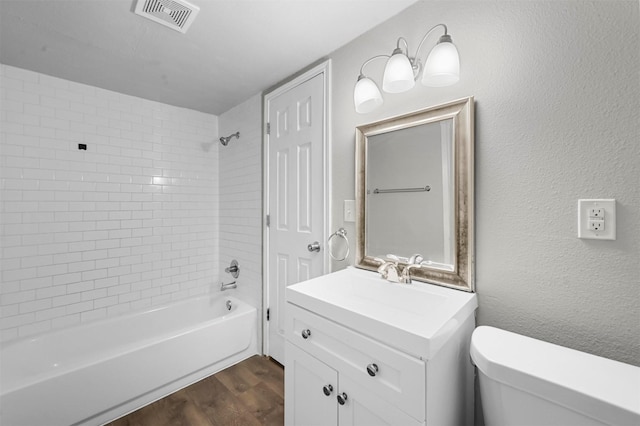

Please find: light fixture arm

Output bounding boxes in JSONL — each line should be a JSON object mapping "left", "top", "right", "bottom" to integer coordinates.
{"left": 358, "top": 54, "right": 391, "bottom": 77}
{"left": 414, "top": 23, "right": 449, "bottom": 61}
{"left": 395, "top": 37, "right": 410, "bottom": 54}
{"left": 393, "top": 24, "right": 449, "bottom": 80}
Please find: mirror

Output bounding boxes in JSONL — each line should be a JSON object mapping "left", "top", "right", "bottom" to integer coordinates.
{"left": 355, "top": 97, "right": 474, "bottom": 291}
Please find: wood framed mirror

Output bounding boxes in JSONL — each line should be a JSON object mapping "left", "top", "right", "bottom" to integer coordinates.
{"left": 355, "top": 97, "right": 474, "bottom": 292}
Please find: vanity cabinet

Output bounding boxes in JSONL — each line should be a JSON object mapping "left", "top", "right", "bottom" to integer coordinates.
{"left": 286, "top": 342, "right": 417, "bottom": 426}
{"left": 285, "top": 304, "right": 422, "bottom": 426}
{"left": 284, "top": 268, "right": 477, "bottom": 426}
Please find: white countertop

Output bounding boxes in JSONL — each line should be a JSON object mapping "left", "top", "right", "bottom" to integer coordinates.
{"left": 286, "top": 267, "right": 477, "bottom": 359}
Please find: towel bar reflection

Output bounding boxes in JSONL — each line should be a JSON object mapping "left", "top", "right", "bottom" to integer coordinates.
{"left": 370, "top": 185, "right": 430, "bottom": 194}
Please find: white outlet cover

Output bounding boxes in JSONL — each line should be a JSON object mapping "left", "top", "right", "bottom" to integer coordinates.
{"left": 578, "top": 199, "right": 616, "bottom": 240}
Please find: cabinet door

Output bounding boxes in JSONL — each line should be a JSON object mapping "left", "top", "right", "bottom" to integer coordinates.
{"left": 337, "top": 374, "right": 423, "bottom": 426}
{"left": 285, "top": 342, "right": 338, "bottom": 426}
{"left": 286, "top": 303, "right": 426, "bottom": 420}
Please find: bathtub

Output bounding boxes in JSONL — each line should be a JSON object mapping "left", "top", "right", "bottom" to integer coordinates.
{"left": 0, "top": 294, "right": 258, "bottom": 426}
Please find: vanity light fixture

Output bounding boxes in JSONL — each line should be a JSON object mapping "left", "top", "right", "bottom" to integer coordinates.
{"left": 354, "top": 24, "right": 460, "bottom": 113}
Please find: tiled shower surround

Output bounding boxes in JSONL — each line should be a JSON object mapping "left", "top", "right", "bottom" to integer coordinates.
{"left": 218, "top": 94, "right": 263, "bottom": 315}
{"left": 0, "top": 64, "right": 221, "bottom": 341}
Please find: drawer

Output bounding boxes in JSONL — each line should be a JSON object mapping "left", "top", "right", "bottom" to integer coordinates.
{"left": 286, "top": 302, "right": 426, "bottom": 421}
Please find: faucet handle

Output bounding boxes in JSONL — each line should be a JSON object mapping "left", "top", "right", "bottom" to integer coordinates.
{"left": 225, "top": 260, "right": 240, "bottom": 278}
{"left": 376, "top": 262, "right": 388, "bottom": 276}
{"left": 375, "top": 258, "right": 391, "bottom": 276}
{"left": 377, "top": 261, "right": 400, "bottom": 282}
{"left": 386, "top": 265, "right": 400, "bottom": 282}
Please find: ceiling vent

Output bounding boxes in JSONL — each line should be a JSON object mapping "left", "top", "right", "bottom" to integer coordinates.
{"left": 134, "top": 0, "right": 200, "bottom": 34}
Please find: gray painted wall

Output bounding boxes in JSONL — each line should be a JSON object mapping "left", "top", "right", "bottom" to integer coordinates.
{"left": 328, "top": 0, "right": 640, "bottom": 365}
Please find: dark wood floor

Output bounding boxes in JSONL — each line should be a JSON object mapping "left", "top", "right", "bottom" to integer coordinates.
{"left": 107, "top": 355, "right": 284, "bottom": 426}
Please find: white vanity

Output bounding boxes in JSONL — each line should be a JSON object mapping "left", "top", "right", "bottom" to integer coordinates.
{"left": 284, "top": 267, "right": 477, "bottom": 426}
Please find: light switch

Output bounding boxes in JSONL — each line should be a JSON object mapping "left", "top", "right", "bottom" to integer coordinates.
{"left": 578, "top": 199, "right": 616, "bottom": 240}
{"left": 344, "top": 200, "right": 355, "bottom": 222}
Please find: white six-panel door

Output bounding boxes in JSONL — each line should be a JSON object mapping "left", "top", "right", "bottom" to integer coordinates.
{"left": 264, "top": 64, "right": 328, "bottom": 364}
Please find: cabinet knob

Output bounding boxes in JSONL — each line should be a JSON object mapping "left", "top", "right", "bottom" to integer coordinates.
{"left": 322, "top": 384, "right": 333, "bottom": 396}
{"left": 337, "top": 392, "right": 348, "bottom": 405}
{"left": 301, "top": 329, "right": 311, "bottom": 339}
{"left": 366, "top": 363, "right": 379, "bottom": 377}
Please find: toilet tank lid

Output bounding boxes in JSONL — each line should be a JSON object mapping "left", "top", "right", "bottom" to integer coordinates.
{"left": 470, "top": 326, "right": 640, "bottom": 422}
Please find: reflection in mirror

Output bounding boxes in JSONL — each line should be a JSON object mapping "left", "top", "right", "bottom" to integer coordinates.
{"left": 355, "top": 97, "right": 474, "bottom": 291}
{"left": 366, "top": 119, "right": 455, "bottom": 270}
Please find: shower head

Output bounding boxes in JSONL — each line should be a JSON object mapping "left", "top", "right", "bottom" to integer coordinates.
{"left": 219, "top": 131, "right": 240, "bottom": 146}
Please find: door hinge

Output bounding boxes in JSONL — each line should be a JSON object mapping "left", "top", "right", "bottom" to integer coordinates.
{"left": 266, "top": 214, "right": 270, "bottom": 227}
{"left": 266, "top": 122, "right": 271, "bottom": 135}
{"left": 266, "top": 308, "right": 270, "bottom": 321}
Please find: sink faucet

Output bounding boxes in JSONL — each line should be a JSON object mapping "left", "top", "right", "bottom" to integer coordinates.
{"left": 377, "top": 261, "right": 400, "bottom": 283}
{"left": 400, "top": 264, "right": 422, "bottom": 284}
{"left": 400, "top": 254, "right": 424, "bottom": 284}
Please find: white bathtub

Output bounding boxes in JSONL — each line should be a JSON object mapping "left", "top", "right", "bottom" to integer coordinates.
{"left": 0, "top": 294, "right": 258, "bottom": 426}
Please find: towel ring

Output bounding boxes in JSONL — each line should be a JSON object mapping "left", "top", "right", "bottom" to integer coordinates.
{"left": 328, "top": 228, "right": 349, "bottom": 261}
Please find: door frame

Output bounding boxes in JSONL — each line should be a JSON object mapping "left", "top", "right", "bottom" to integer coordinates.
{"left": 262, "top": 60, "right": 332, "bottom": 357}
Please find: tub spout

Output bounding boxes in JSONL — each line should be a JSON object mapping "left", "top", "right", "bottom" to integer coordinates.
{"left": 220, "top": 281, "right": 237, "bottom": 291}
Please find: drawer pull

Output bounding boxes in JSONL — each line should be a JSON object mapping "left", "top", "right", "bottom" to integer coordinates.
{"left": 301, "top": 329, "right": 311, "bottom": 339}
{"left": 366, "top": 363, "right": 379, "bottom": 377}
{"left": 322, "top": 384, "right": 333, "bottom": 396}
{"left": 337, "top": 392, "right": 348, "bottom": 405}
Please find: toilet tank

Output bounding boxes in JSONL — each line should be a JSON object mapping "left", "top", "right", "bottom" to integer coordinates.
{"left": 470, "top": 326, "right": 640, "bottom": 426}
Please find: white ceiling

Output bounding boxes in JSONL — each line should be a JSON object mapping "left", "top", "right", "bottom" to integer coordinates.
{"left": 0, "top": 0, "right": 418, "bottom": 115}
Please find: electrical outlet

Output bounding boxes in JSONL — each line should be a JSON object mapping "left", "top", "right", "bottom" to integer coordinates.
{"left": 589, "top": 208, "right": 604, "bottom": 218}
{"left": 588, "top": 219, "right": 604, "bottom": 231}
{"left": 578, "top": 199, "right": 616, "bottom": 240}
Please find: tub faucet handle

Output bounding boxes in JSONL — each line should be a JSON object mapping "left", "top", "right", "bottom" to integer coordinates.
{"left": 225, "top": 260, "right": 239, "bottom": 278}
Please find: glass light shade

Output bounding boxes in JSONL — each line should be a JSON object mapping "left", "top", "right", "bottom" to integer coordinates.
{"left": 382, "top": 51, "right": 415, "bottom": 93}
{"left": 421, "top": 41, "right": 460, "bottom": 87}
{"left": 354, "top": 76, "right": 383, "bottom": 114}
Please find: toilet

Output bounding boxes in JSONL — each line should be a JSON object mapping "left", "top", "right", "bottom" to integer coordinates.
{"left": 470, "top": 326, "right": 640, "bottom": 426}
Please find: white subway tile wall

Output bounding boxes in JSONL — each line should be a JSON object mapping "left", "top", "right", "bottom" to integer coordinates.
{"left": 218, "top": 94, "right": 263, "bottom": 317}
{"left": 0, "top": 64, "right": 220, "bottom": 341}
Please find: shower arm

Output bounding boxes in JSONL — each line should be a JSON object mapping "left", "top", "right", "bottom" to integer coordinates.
{"left": 220, "top": 131, "right": 240, "bottom": 146}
